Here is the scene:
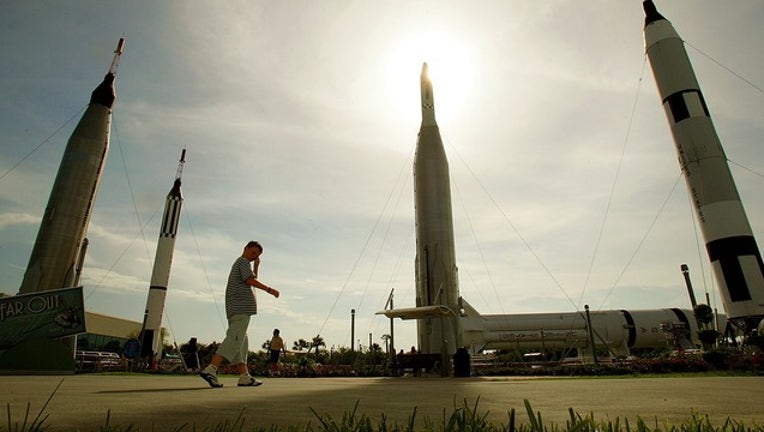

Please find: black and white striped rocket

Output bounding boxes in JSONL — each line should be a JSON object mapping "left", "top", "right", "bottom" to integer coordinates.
{"left": 643, "top": 0, "right": 764, "bottom": 332}
{"left": 140, "top": 150, "right": 185, "bottom": 361}
{"left": 19, "top": 39, "right": 124, "bottom": 295}
{"left": 414, "top": 63, "right": 461, "bottom": 355}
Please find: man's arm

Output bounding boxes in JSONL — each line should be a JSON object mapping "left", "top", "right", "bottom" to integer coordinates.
{"left": 247, "top": 275, "right": 279, "bottom": 298}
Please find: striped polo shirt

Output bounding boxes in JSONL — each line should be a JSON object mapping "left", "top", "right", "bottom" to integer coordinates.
{"left": 225, "top": 256, "right": 258, "bottom": 318}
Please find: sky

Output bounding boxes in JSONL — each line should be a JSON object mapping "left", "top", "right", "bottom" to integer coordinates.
{"left": 1, "top": 1, "right": 763, "bottom": 354}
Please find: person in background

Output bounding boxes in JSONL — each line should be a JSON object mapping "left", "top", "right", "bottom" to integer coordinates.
{"left": 269, "top": 328, "right": 286, "bottom": 376}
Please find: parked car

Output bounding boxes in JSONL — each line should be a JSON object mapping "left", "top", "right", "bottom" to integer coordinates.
{"left": 76, "top": 350, "right": 121, "bottom": 372}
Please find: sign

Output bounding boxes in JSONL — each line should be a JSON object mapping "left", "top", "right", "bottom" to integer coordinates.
{"left": 0, "top": 286, "right": 86, "bottom": 349}
{"left": 123, "top": 338, "right": 141, "bottom": 359}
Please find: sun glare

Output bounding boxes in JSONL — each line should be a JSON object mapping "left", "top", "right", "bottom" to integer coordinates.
{"left": 384, "top": 29, "right": 475, "bottom": 130}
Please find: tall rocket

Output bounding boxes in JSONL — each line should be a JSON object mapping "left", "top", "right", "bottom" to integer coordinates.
{"left": 140, "top": 150, "right": 186, "bottom": 362}
{"left": 414, "top": 63, "right": 461, "bottom": 355}
{"left": 19, "top": 39, "right": 125, "bottom": 295}
{"left": 643, "top": 1, "right": 764, "bottom": 332}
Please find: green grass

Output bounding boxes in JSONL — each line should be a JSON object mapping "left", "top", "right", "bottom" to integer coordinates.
{"left": 5, "top": 377, "right": 763, "bottom": 432}
{"left": 5, "top": 397, "right": 764, "bottom": 432}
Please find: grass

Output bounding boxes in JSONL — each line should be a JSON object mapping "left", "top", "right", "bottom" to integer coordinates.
{"left": 5, "top": 396, "right": 764, "bottom": 432}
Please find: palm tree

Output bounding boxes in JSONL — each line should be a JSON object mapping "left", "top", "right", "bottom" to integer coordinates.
{"left": 309, "top": 335, "right": 326, "bottom": 353}
{"left": 293, "top": 338, "right": 310, "bottom": 351}
{"left": 693, "top": 304, "right": 718, "bottom": 350}
{"left": 693, "top": 304, "right": 714, "bottom": 328}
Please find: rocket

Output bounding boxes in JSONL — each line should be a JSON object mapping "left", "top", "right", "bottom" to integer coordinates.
{"left": 380, "top": 61, "right": 722, "bottom": 360}
{"left": 643, "top": 1, "right": 764, "bottom": 332}
{"left": 19, "top": 38, "right": 125, "bottom": 295}
{"left": 413, "top": 63, "right": 461, "bottom": 355}
{"left": 140, "top": 150, "right": 186, "bottom": 363}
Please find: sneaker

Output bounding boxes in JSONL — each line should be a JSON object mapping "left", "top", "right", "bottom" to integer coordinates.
{"left": 237, "top": 376, "right": 263, "bottom": 387}
{"left": 200, "top": 371, "right": 223, "bottom": 388}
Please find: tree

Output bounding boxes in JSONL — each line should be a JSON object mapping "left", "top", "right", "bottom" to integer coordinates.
{"left": 310, "top": 335, "right": 326, "bottom": 353}
{"left": 293, "top": 338, "right": 311, "bottom": 351}
{"left": 694, "top": 304, "right": 718, "bottom": 350}
{"left": 693, "top": 304, "right": 714, "bottom": 328}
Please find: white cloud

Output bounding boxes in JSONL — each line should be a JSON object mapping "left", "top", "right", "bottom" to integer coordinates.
{"left": 0, "top": 212, "right": 39, "bottom": 230}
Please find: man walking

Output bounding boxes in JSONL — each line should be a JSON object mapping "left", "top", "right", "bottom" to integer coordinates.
{"left": 200, "top": 241, "right": 280, "bottom": 388}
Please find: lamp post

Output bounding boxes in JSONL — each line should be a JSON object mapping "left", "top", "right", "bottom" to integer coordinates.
{"left": 351, "top": 309, "right": 356, "bottom": 352}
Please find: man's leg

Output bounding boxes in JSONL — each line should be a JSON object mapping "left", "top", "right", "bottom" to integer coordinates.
{"left": 200, "top": 315, "right": 248, "bottom": 388}
{"left": 200, "top": 354, "right": 224, "bottom": 388}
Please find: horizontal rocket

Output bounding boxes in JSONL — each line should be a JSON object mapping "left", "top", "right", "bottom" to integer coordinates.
{"left": 643, "top": 1, "right": 764, "bottom": 332}
{"left": 462, "top": 308, "right": 706, "bottom": 353}
{"left": 19, "top": 38, "right": 125, "bottom": 295}
{"left": 413, "top": 63, "right": 461, "bottom": 355}
{"left": 140, "top": 150, "right": 186, "bottom": 364}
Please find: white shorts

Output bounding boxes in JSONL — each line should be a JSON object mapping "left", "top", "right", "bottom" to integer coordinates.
{"left": 216, "top": 314, "right": 251, "bottom": 364}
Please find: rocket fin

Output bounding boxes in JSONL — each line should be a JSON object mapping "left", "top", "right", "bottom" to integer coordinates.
{"left": 459, "top": 297, "right": 481, "bottom": 317}
{"left": 375, "top": 305, "right": 454, "bottom": 320}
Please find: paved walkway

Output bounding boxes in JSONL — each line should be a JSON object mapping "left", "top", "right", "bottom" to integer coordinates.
{"left": 4, "top": 374, "right": 764, "bottom": 430}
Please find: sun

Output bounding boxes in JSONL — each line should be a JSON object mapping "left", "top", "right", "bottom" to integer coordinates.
{"left": 383, "top": 29, "right": 475, "bottom": 129}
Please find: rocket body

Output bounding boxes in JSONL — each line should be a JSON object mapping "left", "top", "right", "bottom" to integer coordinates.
{"left": 19, "top": 43, "right": 122, "bottom": 295}
{"left": 413, "top": 63, "right": 460, "bottom": 355}
{"left": 140, "top": 153, "right": 184, "bottom": 360}
{"left": 643, "top": 1, "right": 764, "bottom": 329}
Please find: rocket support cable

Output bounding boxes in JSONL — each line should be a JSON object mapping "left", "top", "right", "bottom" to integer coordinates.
{"left": 182, "top": 206, "right": 226, "bottom": 330}
{"left": 317, "top": 142, "right": 414, "bottom": 344}
{"left": 0, "top": 106, "right": 85, "bottom": 183}
{"left": 596, "top": 174, "right": 683, "bottom": 310}
{"left": 447, "top": 139, "right": 578, "bottom": 311}
{"left": 355, "top": 149, "right": 408, "bottom": 320}
{"left": 364, "top": 149, "right": 415, "bottom": 342}
{"left": 686, "top": 43, "right": 764, "bottom": 96}
{"left": 577, "top": 58, "right": 648, "bottom": 312}
{"left": 113, "top": 115, "right": 153, "bottom": 268}
{"left": 450, "top": 162, "right": 506, "bottom": 318}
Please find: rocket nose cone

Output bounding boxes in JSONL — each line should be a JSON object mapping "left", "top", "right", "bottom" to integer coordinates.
{"left": 421, "top": 62, "right": 431, "bottom": 86}
{"left": 643, "top": 0, "right": 666, "bottom": 26}
{"left": 90, "top": 73, "right": 116, "bottom": 108}
{"left": 420, "top": 62, "right": 435, "bottom": 125}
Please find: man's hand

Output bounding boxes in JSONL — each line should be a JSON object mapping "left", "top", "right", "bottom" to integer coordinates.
{"left": 270, "top": 288, "right": 280, "bottom": 298}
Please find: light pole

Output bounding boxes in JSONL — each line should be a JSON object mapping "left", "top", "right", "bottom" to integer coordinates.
{"left": 351, "top": 309, "right": 356, "bottom": 352}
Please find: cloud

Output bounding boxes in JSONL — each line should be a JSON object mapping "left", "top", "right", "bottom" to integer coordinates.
{"left": 0, "top": 212, "right": 39, "bottom": 230}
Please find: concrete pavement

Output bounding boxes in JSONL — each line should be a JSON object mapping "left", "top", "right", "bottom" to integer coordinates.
{"left": 3, "top": 374, "right": 764, "bottom": 430}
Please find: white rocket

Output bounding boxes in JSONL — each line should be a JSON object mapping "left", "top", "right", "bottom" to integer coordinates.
{"left": 413, "top": 63, "right": 461, "bottom": 356}
{"left": 643, "top": 0, "right": 764, "bottom": 333}
{"left": 140, "top": 150, "right": 185, "bottom": 362}
{"left": 379, "top": 63, "right": 723, "bottom": 361}
{"left": 19, "top": 39, "right": 125, "bottom": 295}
